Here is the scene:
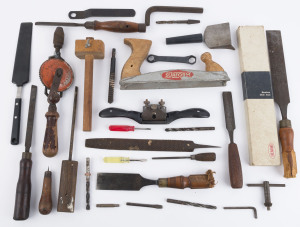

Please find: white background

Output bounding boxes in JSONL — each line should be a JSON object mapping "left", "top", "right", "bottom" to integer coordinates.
{"left": 1, "top": 0, "right": 299, "bottom": 226}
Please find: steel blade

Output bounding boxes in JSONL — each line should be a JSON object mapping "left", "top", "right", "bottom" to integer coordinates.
{"left": 12, "top": 23, "right": 33, "bottom": 86}
{"left": 25, "top": 85, "right": 37, "bottom": 152}
{"left": 86, "top": 138, "right": 219, "bottom": 152}
{"left": 35, "top": 22, "right": 83, "bottom": 27}
{"left": 222, "top": 92, "right": 236, "bottom": 132}
{"left": 97, "top": 173, "right": 157, "bottom": 191}
{"left": 266, "top": 30, "right": 290, "bottom": 119}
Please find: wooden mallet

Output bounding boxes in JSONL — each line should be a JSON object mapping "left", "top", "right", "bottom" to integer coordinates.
{"left": 75, "top": 37, "right": 104, "bottom": 131}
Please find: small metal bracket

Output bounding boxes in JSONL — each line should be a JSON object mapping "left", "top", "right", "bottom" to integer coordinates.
{"left": 141, "top": 99, "right": 167, "bottom": 121}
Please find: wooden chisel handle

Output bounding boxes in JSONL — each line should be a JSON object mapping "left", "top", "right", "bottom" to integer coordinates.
{"left": 39, "top": 170, "right": 52, "bottom": 215}
{"left": 13, "top": 153, "right": 32, "bottom": 220}
{"left": 84, "top": 21, "right": 146, "bottom": 33}
{"left": 228, "top": 143, "right": 243, "bottom": 188}
{"left": 158, "top": 170, "right": 215, "bottom": 189}
{"left": 43, "top": 111, "right": 59, "bottom": 157}
{"left": 280, "top": 122, "right": 297, "bottom": 178}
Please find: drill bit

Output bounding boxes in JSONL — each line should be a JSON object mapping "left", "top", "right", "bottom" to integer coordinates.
{"left": 165, "top": 127, "right": 215, "bottom": 132}
{"left": 167, "top": 199, "right": 217, "bottom": 209}
{"left": 85, "top": 157, "right": 91, "bottom": 210}
{"left": 108, "top": 48, "right": 116, "bottom": 104}
{"left": 156, "top": 19, "right": 200, "bottom": 24}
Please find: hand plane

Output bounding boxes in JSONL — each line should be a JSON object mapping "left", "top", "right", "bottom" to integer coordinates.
{"left": 119, "top": 38, "right": 230, "bottom": 90}
{"left": 99, "top": 99, "right": 210, "bottom": 124}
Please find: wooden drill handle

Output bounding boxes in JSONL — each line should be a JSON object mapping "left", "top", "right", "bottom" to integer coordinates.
{"left": 121, "top": 38, "right": 152, "bottom": 79}
{"left": 85, "top": 21, "right": 146, "bottom": 33}
{"left": 13, "top": 154, "right": 32, "bottom": 220}
{"left": 43, "top": 111, "right": 59, "bottom": 157}
{"left": 83, "top": 55, "right": 94, "bottom": 131}
{"left": 228, "top": 143, "right": 243, "bottom": 188}
{"left": 39, "top": 170, "right": 52, "bottom": 215}
{"left": 280, "top": 127, "right": 297, "bottom": 178}
{"left": 158, "top": 170, "right": 215, "bottom": 189}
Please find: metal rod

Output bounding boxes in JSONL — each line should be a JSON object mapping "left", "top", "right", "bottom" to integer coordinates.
{"left": 167, "top": 198, "right": 217, "bottom": 209}
{"left": 85, "top": 157, "right": 91, "bottom": 210}
{"left": 223, "top": 207, "right": 258, "bottom": 219}
{"left": 165, "top": 127, "right": 215, "bottom": 132}
{"left": 96, "top": 204, "right": 120, "bottom": 208}
{"left": 68, "top": 87, "right": 78, "bottom": 161}
{"left": 126, "top": 202, "right": 163, "bottom": 209}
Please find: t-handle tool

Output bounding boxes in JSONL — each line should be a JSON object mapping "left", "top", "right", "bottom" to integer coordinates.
{"left": 222, "top": 92, "right": 243, "bottom": 188}
{"left": 247, "top": 181, "right": 285, "bottom": 210}
{"left": 75, "top": 37, "right": 105, "bottom": 131}
{"left": 13, "top": 85, "right": 37, "bottom": 220}
{"left": 11, "top": 23, "right": 33, "bottom": 145}
{"left": 57, "top": 87, "right": 79, "bottom": 213}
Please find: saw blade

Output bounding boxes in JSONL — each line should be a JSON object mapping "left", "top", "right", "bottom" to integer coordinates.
{"left": 266, "top": 30, "right": 290, "bottom": 119}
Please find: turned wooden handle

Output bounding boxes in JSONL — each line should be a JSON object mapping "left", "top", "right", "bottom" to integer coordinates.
{"left": 85, "top": 21, "right": 146, "bottom": 33}
{"left": 83, "top": 55, "right": 94, "bottom": 131}
{"left": 121, "top": 38, "right": 152, "bottom": 79}
{"left": 158, "top": 170, "right": 215, "bottom": 189}
{"left": 39, "top": 170, "right": 52, "bottom": 215}
{"left": 228, "top": 143, "right": 243, "bottom": 188}
{"left": 43, "top": 111, "right": 59, "bottom": 157}
{"left": 280, "top": 127, "right": 297, "bottom": 178}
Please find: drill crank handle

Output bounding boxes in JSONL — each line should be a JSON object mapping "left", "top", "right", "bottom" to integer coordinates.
{"left": 84, "top": 21, "right": 146, "bottom": 33}
{"left": 13, "top": 153, "right": 32, "bottom": 220}
{"left": 158, "top": 170, "right": 215, "bottom": 189}
{"left": 99, "top": 108, "right": 142, "bottom": 124}
{"left": 279, "top": 121, "right": 297, "bottom": 178}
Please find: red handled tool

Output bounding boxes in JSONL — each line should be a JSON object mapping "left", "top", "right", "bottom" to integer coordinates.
{"left": 109, "top": 125, "right": 151, "bottom": 132}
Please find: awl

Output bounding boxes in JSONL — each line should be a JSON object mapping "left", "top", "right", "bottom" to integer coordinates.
{"left": 267, "top": 30, "right": 297, "bottom": 178}
{"left": 97, "top": 170, "right": 215, "bottom": 191}
{"left": 11, "top": 23, "right": 33, "bottom": 145}
{"left": 86, "top": 138, "right": 220, "bottom": 152}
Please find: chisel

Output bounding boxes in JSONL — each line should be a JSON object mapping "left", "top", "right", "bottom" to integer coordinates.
{"left": 222, "top": 92, "right": 243, "bottom": 188}
{"left": 266, "top": 31, "right": 297, "bottom": 178}
{"left": 97, "top": 170, "right": 215, "bottom": 191}
{"left": 86, "top": 138, "right": 220, "bottom": 152}
{"left": 13, "top": 85, "right": 37, "bottom": 220}
{"left": 11, "top": 23, "right": 33, "bottom": 145}
{"left": 57, "top": 87, "right": 78, "bottom": 213}
{"left": 35, "top": 21, "right": 146, "bottom": 33}
{"left": 152, "top": 153, "right": 216, "bottom": 161}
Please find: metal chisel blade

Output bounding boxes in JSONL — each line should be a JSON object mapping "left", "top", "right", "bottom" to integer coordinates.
{"left": 86, "top": 138, "right": 219, "bottom": 152}
{"left": 12, "top": 23, "right": 33, "bottom": 86}
{"left": 266, "top": 30, "right": 290, "bottom": 119}
{"left": 97, "top": 173, "right": 157, "bottom": 191}
{"left": 222, "top": 92, "right": 236, "bottom": 133}
{"left": 25, "top": 85, "right": 37, "bottom": 151}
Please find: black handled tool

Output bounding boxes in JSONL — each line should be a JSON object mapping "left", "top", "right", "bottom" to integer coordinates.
{"left": 86, "top": 138, "right": 219, "bottom": 152}
{"left": 11, "top": 23, "right": 33, "bottom": 145}
{"left": 13, "top": 85, "right": 37, "bottom": 220}
{"left": 57, "top": 87, "right": 79, "bottom": 213}
{"left": 222, "top": 92, "right": 243, "bottom": 188}
{"left": 152, "top": 153, "right": 216, "bottom": 161}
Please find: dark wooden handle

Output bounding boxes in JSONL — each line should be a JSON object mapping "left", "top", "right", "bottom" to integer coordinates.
{"left": 13, "top": 156, "right": 32, "bottom": 220}
{"left": 39, "top": 171, "right": 52, "bottom": 215}
{"left": 158, "top": 170, "right": 215, "bottom": 189}
{"left": 11, "top": 98, "right": 22, "bottom": 145}
{"left": 228, "top": 143, "right": 243, "bottom": 188}
{"left": 53, "top": 27, "right": 64, "bottom": 51}
{"left": 43, "top": 111, "right": 59, "bottom": 157}
{"left": 83, "top": 55, "right": 94, "bottom": 131}
{"left": 92, "top": 21, "right": 145, "bottom": 33}
{"left": 280, "top": 127, "right": 297, "bottom": 178}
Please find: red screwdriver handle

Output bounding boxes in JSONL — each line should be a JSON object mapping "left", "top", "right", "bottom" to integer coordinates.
{"left": 109, "top": 125, "right": 134, "bottom": 132}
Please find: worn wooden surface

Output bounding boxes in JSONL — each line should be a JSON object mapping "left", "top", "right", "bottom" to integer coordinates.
{"left": 38, "top": 170, "right": 52, "bottom": 215}
{"left": 201, "top": 52, "right": 224, "bottom": 72}
{"left": 121, "top": 38, "right": 152, "bottom": 79}
{"left": 228, "top": 143, "right": 243, "bottom": 188}
{"left": 43, "top": 111, "right": 59, "bottom": 157}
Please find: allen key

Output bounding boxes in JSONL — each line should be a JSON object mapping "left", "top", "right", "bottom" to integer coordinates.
{"left": 223, "top": 207, "right": 257, "bottom": 219}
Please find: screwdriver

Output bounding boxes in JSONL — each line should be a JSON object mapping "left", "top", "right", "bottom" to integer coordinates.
{"left": 109, "top": 125, "right": 151, "bottom": 132}
{"left": 152, "top": 152, "right": 216, "bottom": 162}
{"left": 13, "top": 85, "right": 37, "bottom": 220}
{"left": 104, "top": 157, "right": 147, "bottom": 163}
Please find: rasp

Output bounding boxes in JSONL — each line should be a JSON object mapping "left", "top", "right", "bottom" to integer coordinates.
{"left": 222, "top": 92, "right": 243, "bottom": 188}
{"left": 97, "top": 170, "right": 215, "bottom": 191}
{"left": 108, "top": 48, "right": 116, "bottom": 103}
{"left": 86, "top": 138, "right": 219, "bottom": 152}
{"left": 11, "top": 23, "right": 33, "bottom": 145}
{"left": 13, "top": 85, "right": 37, "bottom": 220}
{"left": 266, "top": 30, "right": 297, "bottom": 178}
